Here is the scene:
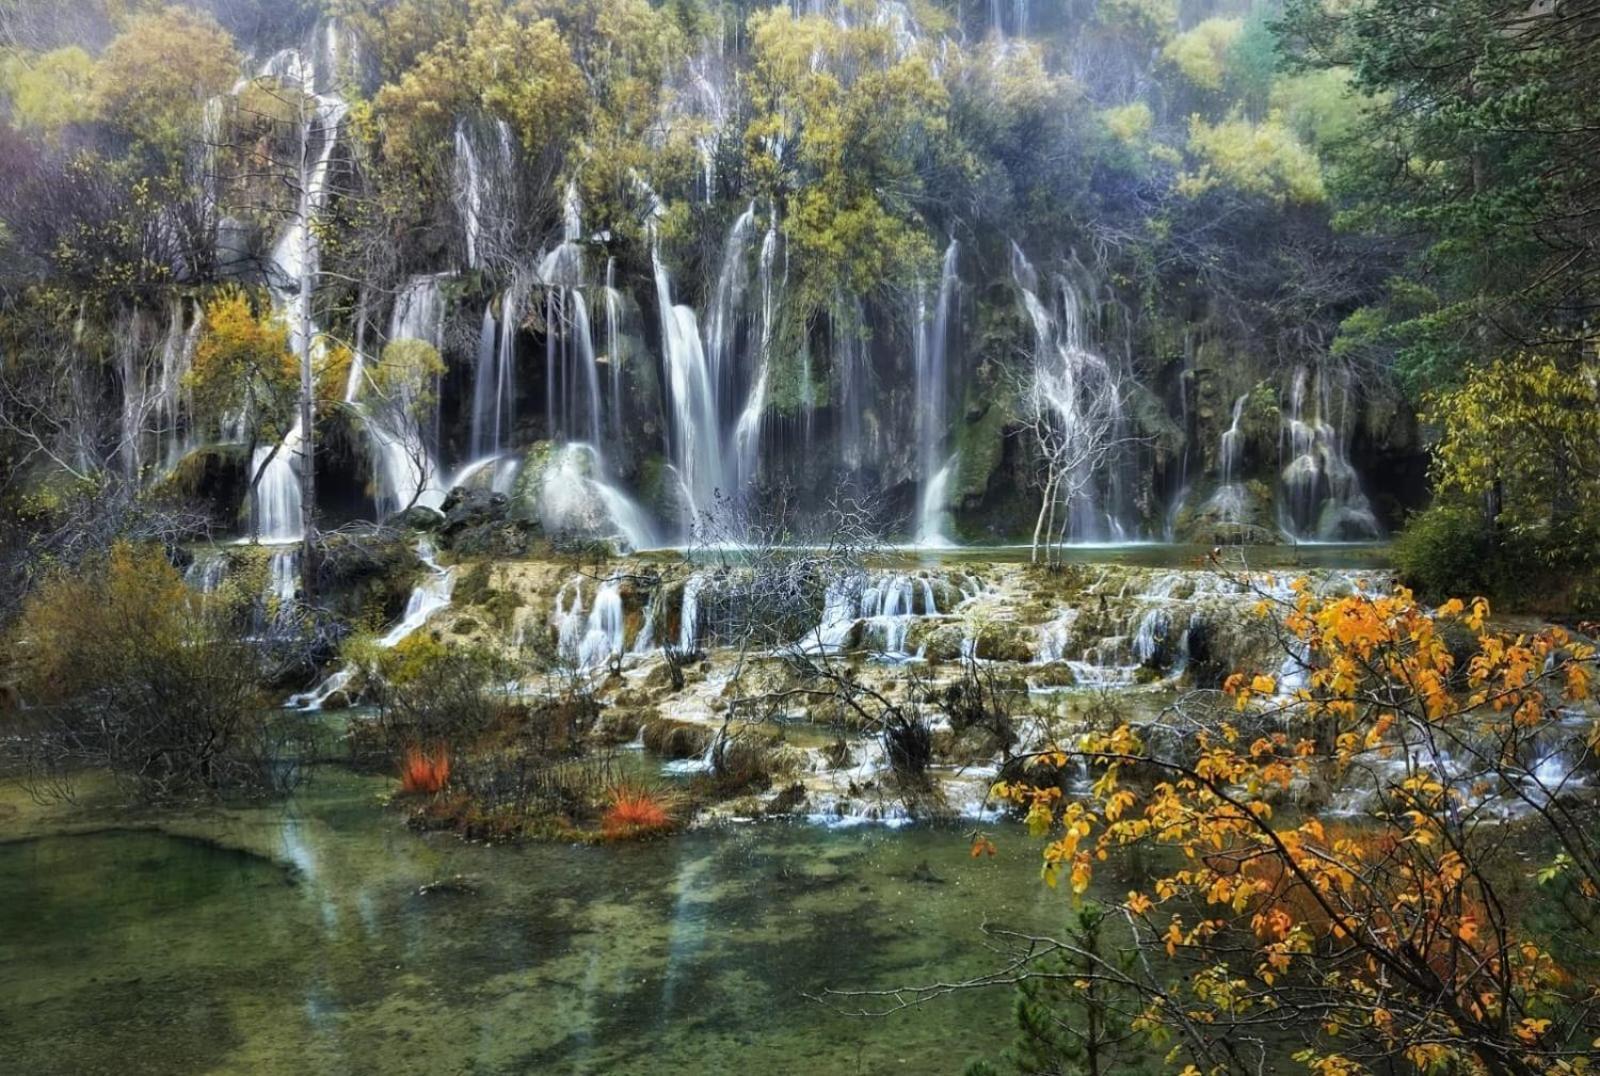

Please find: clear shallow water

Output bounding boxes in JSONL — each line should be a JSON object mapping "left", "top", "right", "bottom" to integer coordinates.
{"left": 0, "top": 770, "right": 1067, "bottom": 1075}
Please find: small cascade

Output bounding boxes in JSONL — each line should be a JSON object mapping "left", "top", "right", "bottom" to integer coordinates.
{"left": 678, "top": 574, "right": 706, "bottom": 651}
{"left": 288, "top": 540, "right": 455, "bottom": 710}
{"left": 556, "top": 577, "right": 626, "bottom": 670}
{"left": 184, "top": 550, "right": 227, "bottom": 595}
{"left": 1279, "top": 367, "right": 1380, "bottom": 541}
{"left": 252, "top": 547, "right": 301, "bottom": 639}
{"left": 377, "top": 541, "right": 455, "bottom": 647}
{"left": 1009, "top": 244, "right": 1133, "bottom": 543}
{"left": 1204, "top": 393, "right": 1252, "bottom": 523}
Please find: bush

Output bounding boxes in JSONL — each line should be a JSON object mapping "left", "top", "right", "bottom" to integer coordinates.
{"left": 5, "top": 543, "right": 298, "bottom": 800}
{"left": 1391, "top": 504, "right": 1506, "bottom": 600}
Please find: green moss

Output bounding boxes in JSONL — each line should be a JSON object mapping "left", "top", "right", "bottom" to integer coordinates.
{"left": 952, "top": 378, "right": 1014, "bottom": 502}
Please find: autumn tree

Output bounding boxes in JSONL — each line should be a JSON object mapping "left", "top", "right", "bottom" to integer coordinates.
{"left": 744, "top": 4, "right": 949, "bottom": 315}
{"left": 91, "top": 6, "right": 239, "bottom": 154}
{"left": 971, "top": 579, "right": 1600, "bottom": 1075}
{"left": 186, "top": 287, "right": 296, "bottom": 447}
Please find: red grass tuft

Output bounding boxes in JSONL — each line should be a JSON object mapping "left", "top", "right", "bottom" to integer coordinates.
{"left": 400, "top": 746, "right": 450, "bottom": 795}
{"left": 601, "top": 783, "right": 674, "bottom": 839}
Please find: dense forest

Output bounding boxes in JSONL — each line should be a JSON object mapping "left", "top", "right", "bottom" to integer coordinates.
{"left": 3, "top": 3, "right": 1600, "bottom": 1075}
{"left": 1, "top": 0, "right": 1591, "bottom": 602}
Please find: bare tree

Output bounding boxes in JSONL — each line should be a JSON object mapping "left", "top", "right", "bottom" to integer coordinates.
{"left": 1013, "top": 353, "right": 1125, "bottom": 567}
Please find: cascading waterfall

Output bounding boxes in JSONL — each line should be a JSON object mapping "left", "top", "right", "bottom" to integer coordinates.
{"left": 537, "top": 184, "right": 613, "bottom": 476}
{"left": 453, "top": 117, "right": 514, "bottom": 271}
{"left": 834, "top": 301, "right": 871, "bottom": 474}
{"left": 1279, "top": 367, "right": 1380, "bottom": 541}
{"left": 289, "top": 540, "right": 455, "bottom": 709}
{"left": 534, "top": 443, "right": 658, "bottom": 551}
{"left": 650, "top": 223, "right": 721, "bottom": 524}
{"left": 469, "top": 286, "right": 520, "bottom": 464}
{"left": 731, "top": 212, "right": 781, "bottom": 491}
{"left": 247, "top": 30, "right": 350, "bottom": 542}
{"left": 1204, "top": 393, "right": 1251, "bottom": 524}
{"left": 1010, "top": 243, "right": 1133, "bottom": 543}
{"left": 362, "top": 274, "right": 447, "bottom": 518}
{"left": 554, "top": 577, "right": 627, "bottom": 670}
{"left": 914, "top": 239, "right": 959, "bottom": 545}
{"left": 603, "top": 259, "right": 626, "bottom": 451}
{"left": 706, "top": 202, "right": 756, "bottom": 418}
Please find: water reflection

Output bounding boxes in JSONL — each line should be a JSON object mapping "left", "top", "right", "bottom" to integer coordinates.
{"left": 0, "top": 771, "right": 1064, "bottom": 1074}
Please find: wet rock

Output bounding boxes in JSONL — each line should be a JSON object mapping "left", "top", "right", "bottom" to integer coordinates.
{"left": 387, "top": 504, "right": 445, "bottom": 532}
{"left": 972, "top": 622, "right": 1035, "bottom": 663}
{"left": 641, "top": 719, "right": 711, "bottom": 759}
{"left": 1026, "top": 662, "right": 1078, "bottom": 690}
{"left": 594, "top": 707, "right": 647, "bottom": 744}
{"left": 765, "top": 782, "right": 808, "bottom": 816}
{"left": 906, "top": 621, "right": 965, "bottom": 662}
{"left": 441, "top": 486, "right": 510, "bottom": 534}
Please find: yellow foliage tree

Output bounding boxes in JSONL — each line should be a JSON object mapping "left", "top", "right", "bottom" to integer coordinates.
{"left": 0, "top": 47, "right": 98, "bottom": 136}
{"left": 1178, "top": 113, "right": 1325, "bottom": 204}
{"left": 991, "top": 576, "right": 1600, "bottom": 1075}
{"left": 91, "top": 7, "right": 239, "bottom": 152}
{"left": 1162, "top": 17, "right": 1243, "bottom": 92}
{"left": 185, "top": 288, "right": 296, "bottom": 446}
{"left": 1427, "top": 352, "right": 1600, "bottom": 548}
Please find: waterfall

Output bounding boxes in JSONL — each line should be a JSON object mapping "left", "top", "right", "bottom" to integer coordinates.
{"left": 1204, "top": 393, "right": 1251, "bottom": 524}
{"left": 651, "top": 232, "right": 721, "bottom": 524}
{"left": 1279, "top": 367, "right": 1380, "bottom": 541}
{"left": 731, "top": 213, "right": 780, "bottom": 490}
{"left": 834, "top": 302, "right": 871, "bottom": 473}
{"left": 363, "top": 274, "right": 447, "bottom": 518}
{"left": 154, "top": 297, "right": 202, "bottom": 472}
{"left": 538, "top": 184, "right": 610, "bottom": 465}
{"left": 555, "top": 577, "right": 627, "bottom": 669}
{"left": 705, "top": 202, "right": 756, "bottom": 417}
{"left": 247, "top": 30, "right": 350, "bottom": 541}
{"left": 289, "top": 540, "right": 455, "bottom": 710}
{"left": 914, "top": 239, "right": 959, "bottom": 544}
{"left": 575, "top": 578, "right": 626, "bottom": 669}
{"left": 453, "top": 117, "right": 514, "bottom": 270}
{"left": 184, "top": 550, "right": 227, "bottom": 594}
{"left": 535, "top": 443, "right": 657, "bottom": 551}
{"left": 604, "top": 259, "right": 625, "bottom": 451}
{"left": 1010, "top": 243, "right": 1133, "bottom": 543}
{"left": 470, "top": 288, "right": 519, "bottom": 462}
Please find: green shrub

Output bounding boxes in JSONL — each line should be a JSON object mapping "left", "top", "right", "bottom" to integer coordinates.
{"left": 1391, "top": 504, "right": 1505, "bottom": 599}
